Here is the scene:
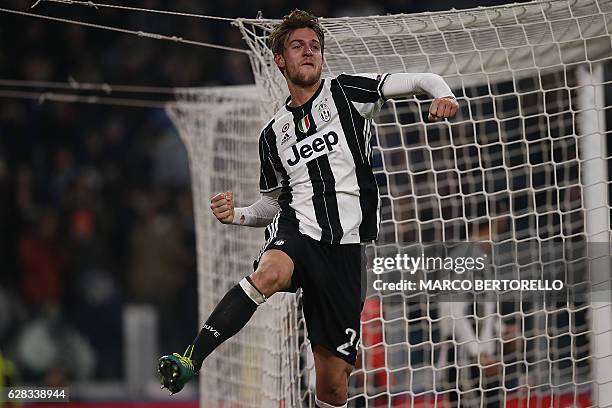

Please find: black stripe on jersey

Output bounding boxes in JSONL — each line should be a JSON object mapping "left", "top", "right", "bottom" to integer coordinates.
{"left": 262, "top": 120, "right": 299, "bottom": 234}
{"left": 337, "top": 74, "right": 381, "bottom": 103}
{"left": 259, "top": 120, "right": 280, "bottom": 192}
{"left": 311, "top": 155, "right": 344, "bottom": 243}
{"left": 331, "top": 78, "right": 379, "bottom": 241}
{"left": 292, "top": 107, "right": 344, "bottom": 243}
{"left": 377, "top": 73, "right": 391, "bottom": 101}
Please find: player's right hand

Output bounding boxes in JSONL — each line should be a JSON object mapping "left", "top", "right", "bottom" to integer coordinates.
{"left": 210, "top": 191, "right": 235, "bottom": 224}
{"left": 428, "top": 96, "right": 459, "bottom": 122}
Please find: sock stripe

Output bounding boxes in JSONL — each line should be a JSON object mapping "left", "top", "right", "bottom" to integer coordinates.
{"left": 315, "top": 397, "right": 347, "bottom": 408}
{"left": 245, "top": 276, "right": 266, "bottom": 298}
{"left": 239, "top": 277, "right": 266, "bottom": 305}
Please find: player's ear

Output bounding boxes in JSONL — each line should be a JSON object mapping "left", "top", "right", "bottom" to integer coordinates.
{"left": 274, "top": 54, "right": 285, "bottom": 69}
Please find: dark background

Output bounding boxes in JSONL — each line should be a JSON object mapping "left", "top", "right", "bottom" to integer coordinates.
{"left": 0, "top": 0, "right": 537, "bottom": 396}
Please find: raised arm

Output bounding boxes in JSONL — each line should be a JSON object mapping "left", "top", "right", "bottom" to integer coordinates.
{"left": 380, "top": 73, "right": 459, "bottom": 121}
{"left": 210, "top": 190, "right": 280, "bottom": 227}
{"left": 339, "top": 72, "right": 459, "bottom": 121}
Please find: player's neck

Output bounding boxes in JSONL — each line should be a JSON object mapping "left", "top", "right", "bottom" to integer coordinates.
{"left": 287, "top": 79, "right": 322, "bottom": 108}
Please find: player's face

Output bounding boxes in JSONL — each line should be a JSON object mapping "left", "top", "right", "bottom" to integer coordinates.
{"left": 277, "top": 27, "right": 323, "bottom": 87}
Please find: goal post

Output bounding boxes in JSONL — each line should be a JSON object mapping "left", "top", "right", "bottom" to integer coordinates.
{"left": 576, "top": 63, "right": 612, "bottom": 407}
{"left": 168, "top": 0, "right": 612, "bottom": 406}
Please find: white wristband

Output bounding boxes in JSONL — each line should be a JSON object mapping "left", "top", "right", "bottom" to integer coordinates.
{"left": 232, "top": 207, "right": 248, "bottom": 225}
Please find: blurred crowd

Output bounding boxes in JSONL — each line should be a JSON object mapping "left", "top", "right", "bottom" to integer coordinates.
{"left": 0, "top": 0, "right": 521, "bottom": 388}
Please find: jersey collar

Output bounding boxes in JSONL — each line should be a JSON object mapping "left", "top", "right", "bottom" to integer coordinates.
{"left": 284, "top": 79, "right": 325, "bottom": 113}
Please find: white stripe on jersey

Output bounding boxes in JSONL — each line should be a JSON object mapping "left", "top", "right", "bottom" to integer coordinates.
{"left": 342, "top": 84, "right": 379, "bottom": 94}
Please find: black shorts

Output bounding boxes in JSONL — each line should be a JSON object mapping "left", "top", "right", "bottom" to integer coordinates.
{"left": 253, "top": 231, "right": 366, "bottom": 365}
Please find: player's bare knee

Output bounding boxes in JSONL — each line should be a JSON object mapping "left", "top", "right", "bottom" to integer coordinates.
{"left": 253, "top": 264, "right": 287, "bottom": 295}
{"left": 253, "top": 263, "right": 282, "bottom": 292}
{"left": 252, "top": 253, "right": 292, "bottom": 295}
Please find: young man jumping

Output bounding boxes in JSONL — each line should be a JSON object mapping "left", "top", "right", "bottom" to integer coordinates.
{"left": 158, "top": 9, "right": 458, "bottom": 408}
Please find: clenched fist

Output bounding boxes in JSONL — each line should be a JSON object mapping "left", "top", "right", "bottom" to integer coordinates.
{"left": 210, "top": 191, "right": 235, "bottom": 224}
{"left": 428, "top": 96, "right": 459, "bottom": 122}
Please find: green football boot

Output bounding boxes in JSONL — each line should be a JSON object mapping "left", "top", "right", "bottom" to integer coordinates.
{"left": 158, "top": 346, "right": 196, "bottom": 394}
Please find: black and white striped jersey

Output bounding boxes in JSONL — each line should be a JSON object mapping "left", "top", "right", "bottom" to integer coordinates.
{"left": 258, "top": 73, "right": 390, "bottom": 244}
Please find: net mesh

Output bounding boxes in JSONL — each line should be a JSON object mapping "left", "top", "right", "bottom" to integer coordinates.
{"left": 168, "top": 86, "right": 303, "bottom": 407}
{"left": 168, "top": 0, "right": 612, "bottom": 406}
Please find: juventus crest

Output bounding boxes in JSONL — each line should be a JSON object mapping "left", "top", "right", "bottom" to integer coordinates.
{"left": 318, "top": 103, "right": 331, "bottom": 122}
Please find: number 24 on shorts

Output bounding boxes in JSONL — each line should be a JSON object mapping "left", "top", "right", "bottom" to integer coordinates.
{"left": 337, "top": 328, "right": 360, "bottom": 356}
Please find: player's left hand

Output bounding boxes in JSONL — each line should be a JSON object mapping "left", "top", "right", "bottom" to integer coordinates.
{"left": 428, "top": 96, "right": 459, "bottom": 122}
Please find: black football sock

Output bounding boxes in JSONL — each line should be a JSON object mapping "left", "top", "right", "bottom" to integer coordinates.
{"left": 188, "top": 277, "right": 265, "bottom": 372}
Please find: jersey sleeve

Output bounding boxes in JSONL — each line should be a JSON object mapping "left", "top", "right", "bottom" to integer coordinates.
{"left": 337, "top": 73, "right": 390, "bottom": 119}
{"left": 259, "top": 127, "right": 282, "bottom": 193}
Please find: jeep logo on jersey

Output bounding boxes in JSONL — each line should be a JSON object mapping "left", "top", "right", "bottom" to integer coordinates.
{"left": 318, "top": 103, "right": 331, "bottom": 122}
{"left": 286, "top": 131, "right": 339, "bottom": 166}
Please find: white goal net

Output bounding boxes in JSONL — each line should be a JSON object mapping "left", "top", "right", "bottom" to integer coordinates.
{"left": 168, "top": 86, "right": 305, "bottom": 407}
{"left": 168, "top": 0, "right": 612, "bottom": 406}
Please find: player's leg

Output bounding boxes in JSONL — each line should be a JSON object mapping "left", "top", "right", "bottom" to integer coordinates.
{"left": 158, "top": 249, "right": 294, "bottom": 394}
{"left": 188, "top": 248, "right": 293, "bottom": 364}
{"left": 301, "top": 239, "right": 364, "bottom": 407}
{"left": 312, "top": 344, "right": 354, "bottom": 407}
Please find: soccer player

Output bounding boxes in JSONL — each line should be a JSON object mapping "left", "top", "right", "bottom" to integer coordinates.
{"left": 158, "top": 9, "right": 458, "bottom": 408}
